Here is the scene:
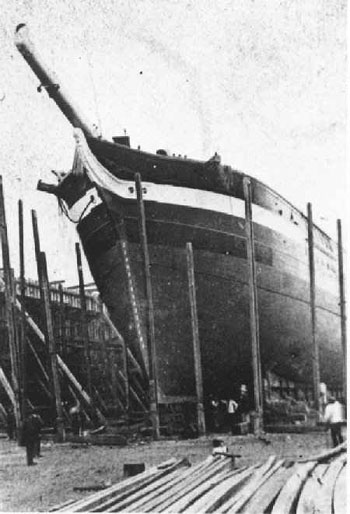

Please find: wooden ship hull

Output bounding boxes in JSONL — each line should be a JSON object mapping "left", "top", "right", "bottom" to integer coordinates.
{"left": 14, "top": 23, "right": 344, "bottom": 418}
{"left": 53, "top": 130, "right": 343, "bottom": 402}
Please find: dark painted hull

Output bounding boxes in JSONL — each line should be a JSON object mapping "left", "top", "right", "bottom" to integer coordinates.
{"left": 75, "top": 187, "right": 342, "bottom": 398}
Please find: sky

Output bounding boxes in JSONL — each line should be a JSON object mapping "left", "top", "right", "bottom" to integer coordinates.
{"left": 0, "top": 0, "right": 347, "bottom": 285}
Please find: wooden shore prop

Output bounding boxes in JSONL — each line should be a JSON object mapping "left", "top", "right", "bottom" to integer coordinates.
{"left": 54, "top": 443, "right": 346, "bottom": 513}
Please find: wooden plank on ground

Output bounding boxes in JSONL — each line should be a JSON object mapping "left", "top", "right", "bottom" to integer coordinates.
{"left": 241, "top": 464, "right": 295, "bottom": 514}
{"left": 295, "top": 463, "right": 328, "bottom": 514}
{"left": 141, "top": 457, "right": 229, "bottom": 512}
{"left": 185, "top": 466, "right": 259, "bottom": 514}
{"left": 270, "top": 462, "right": 317, "bottom": 514}
{"left": 163, "top": 459, "right": 239, "bottom": 513}
{"left": 103, "top": 467, "right": 186, "bottom": 512}
{"left": 219, "top": 456, "right": 279, "bottom": 513}
{"left": 49, "top": 498, "right": 76, "bottom": 512}
{"left": 60, "top": 459, "right": 187, "bottom": 513}
{"left": 91, "top": 460, "right": 188, "bottom": 512}
{"left": 164, "top": 473, "right": 229, "bottom": 513}
{"left": 310, "top": 454, "right": 346, "bottom": 514}
{"left": 333, "top": 461, "right": 347, "bottom": 514}
{"left": 122, "top": 457, "right": 215, "bottom": 513}
{"left": 73, "top": 484, "right": 107, "bottom": 492}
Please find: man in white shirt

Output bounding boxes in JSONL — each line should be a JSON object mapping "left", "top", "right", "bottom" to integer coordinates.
{"left": 227, "top": 398, "right": 238, "bottom": 434}
{"left": 323, "top": 396, "right": 345, "bottom": 447}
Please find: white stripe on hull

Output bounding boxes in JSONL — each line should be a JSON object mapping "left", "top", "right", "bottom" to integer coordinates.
{"left": 70, "top": 184, "right": 306, "bottom": 244}
{"left": 70, "top": 128, "right": 308, "bottom": 245}
{"left": 66, "top": 130, "right": 338, "bottom": 307}
{"left": 70, "top": 179, "right": 338, "bottom": 295}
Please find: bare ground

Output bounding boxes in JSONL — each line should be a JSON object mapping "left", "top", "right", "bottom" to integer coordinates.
{"left": 0, "top": 430, "right": 337, "bottom": 512}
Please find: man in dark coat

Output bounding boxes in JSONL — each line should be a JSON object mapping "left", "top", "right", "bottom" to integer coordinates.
{"left": 32, "top": 411, "right": 44, "bottom": 457}
{"left": 22, "top": 409, "right": 41, "bottom": 465}
{"left": 6, "top": 407, "right": 16, "bottom": 440}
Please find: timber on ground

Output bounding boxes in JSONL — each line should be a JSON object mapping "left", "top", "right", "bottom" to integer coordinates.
{"left": 0, "top": 431, "right": 346, "bottom": 512}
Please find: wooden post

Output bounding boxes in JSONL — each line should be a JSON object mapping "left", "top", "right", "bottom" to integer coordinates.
{"left": 11, "top": 270, "right": 21, "bottom": 400}
{"left": 0, "top": 402, "right": 7, "bottom": 423}
{"left": 58, "top": 284, "right": 67, "bottom": 357}
{"left": 307, "top": 203, "right": 320, "bottom": 413}
{"left": 31, "top": 210, "right": 43, "bottom": 292}
{"left": 37, "top": 377, "right": 54, "bottom": 401}
{"left": 0, "top": 365, "right": 16, "bottom": 408}
{"left": 31, "top": 208, "right": 51, "bottom": 386}
{"left": 99, "top": 324, "right": 110, "bottom": 391}
{"left": 18, "top": 200, "right": 27, "bottom": 420}
{"left": 109, "top": 348, "right": 119, "bottom": 412}
{"left": 0, "top": 176, "right": 21, "bottom": 436}
{"left": 186, "top": 242, "right": 206, "bottom": 435}
{"left": 27, "top": 337, "right": 50, "bottom": 384}
{"left": 135, "top": 173, "right": 160, "bottom": 439}
{"left": 243, "top": 177, "right": 263, "bottom": 433}
{"left": 337, "top": 219, "right": 347, "bottom": 400}
{"left": 39, "top": 251, "right": 64, "bottom": 441}
{"left": 112, "top": 317, "right": 130, "bottom": 414}
{"left": 75, "top": 242, "right": 93, "bottom": 400}
{"left": 117, "top": 342, "right": 129, "bottom": 414}
{"left": 101, "top": 304, "right": 131, "bottom": 412}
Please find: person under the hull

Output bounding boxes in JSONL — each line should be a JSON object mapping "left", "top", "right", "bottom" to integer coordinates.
{"left": 235, "top": 384, "right": 250, "bottom": 424}
{"left": 6, "top": 407, "right": 16, "bottom": 441}
{"left": 323, "top": 396, "right": 345, "bottom": 448}
{"left": 206, "top": 395, "right": 219, "bottom": 431}
{"left": 69, "top": 402, "right": 83, "bottom": 436}
{"left": 22, "top": 408, "right": 42, "bottom": 466}
{"left": 32, "top": 410, "right": 44, "bottom": 457}
{"left": 227, "top": 398, "right": 238, "bottom": 434}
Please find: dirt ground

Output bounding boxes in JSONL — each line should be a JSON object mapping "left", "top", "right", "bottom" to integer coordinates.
{"left": 0, "top": 429, "right": 341, "bottom": 512}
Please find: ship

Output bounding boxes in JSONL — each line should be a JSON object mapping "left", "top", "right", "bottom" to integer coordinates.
{"left": 15, "top": 24, "right": 344, "bottom": 422}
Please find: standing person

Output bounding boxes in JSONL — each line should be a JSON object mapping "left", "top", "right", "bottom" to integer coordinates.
{"left": 69, "top": 403, "right": 82, "bottom": 436}
{"left": 32, "top": 410, "right": 44, "bottom": 457}
{"left": 22, "top": 409, "right": 41, "bottom": 466}
{"left": 323, "top": 396, "right": 345, "bottom": 448}
{"left": 217, "top": 399, "right": 227, "bottom": 432}
{"left": 209, "top": 396, "right": 220, "bottom": 432}
{"left": 227, "top": 398, "right": 238, "bottom": 434}
{"left": 236, "top": 384, "right": 250, "bottom": 424}
{"left": 6, "top": 407, "right": 16, "bottom": 441}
